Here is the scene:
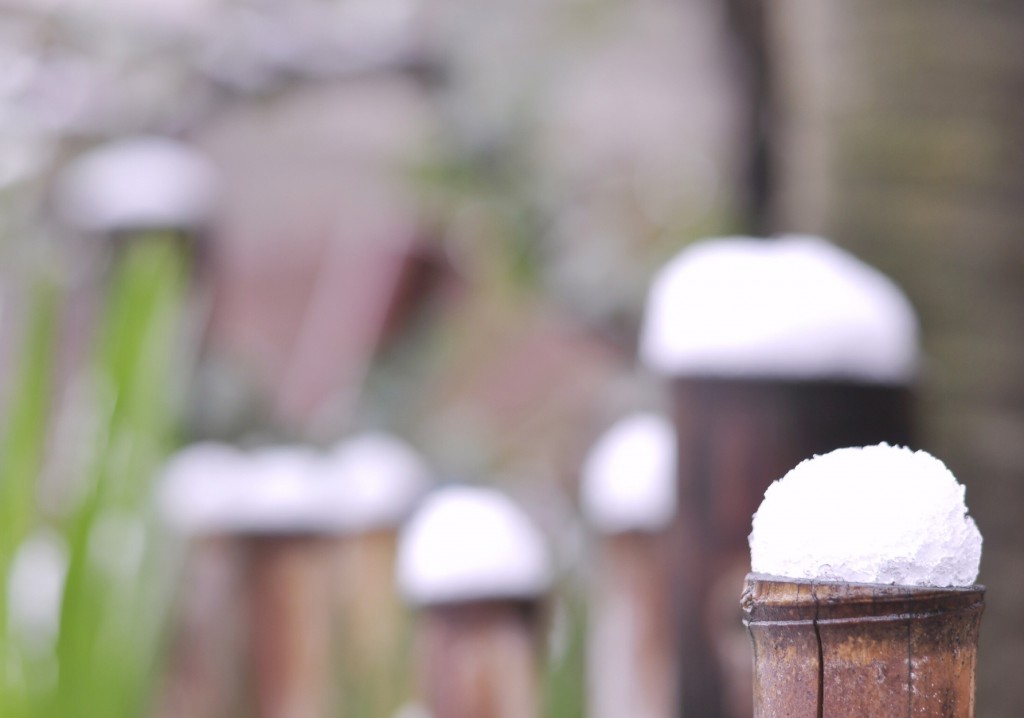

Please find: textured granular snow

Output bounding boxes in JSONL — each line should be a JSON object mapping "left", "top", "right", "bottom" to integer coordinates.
{"left": 749, "top": 444, "right": 982, "bottom": 587}
{"left": 639, "top": 236, "right": 918, "bottom": 382}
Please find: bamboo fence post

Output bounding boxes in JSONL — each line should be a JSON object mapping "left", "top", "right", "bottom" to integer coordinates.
{"left": 742, "top": 577, "right": 984, "bottom": 717}
{"left": 157, "top": 442, "right": 249, "bottom": 718}
{"left": 160, "top": 445, "right": 347, "bottom": 718}
{"left": 639, "top": 236, "right": 919, "bottom": 717}
{"left": 580, "top": 412, "right": 678, "bottom": 718}
{"left": 742, "top": 445, "right": 984, "bottom": 717}
{"left": 396, "top": 486, "right": 552, "bottom": 718}
{"left": 321, "top": 432, "right": 432, "bottom": 716}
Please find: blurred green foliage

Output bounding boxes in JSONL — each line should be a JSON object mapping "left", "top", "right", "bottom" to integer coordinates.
{"left": 0, "top": 236, "right": 187, "bottom": 718}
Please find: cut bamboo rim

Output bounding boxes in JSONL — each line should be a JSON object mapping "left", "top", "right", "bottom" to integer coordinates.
{"left": 741, "top": 575, "right": 984, "bottom": 718}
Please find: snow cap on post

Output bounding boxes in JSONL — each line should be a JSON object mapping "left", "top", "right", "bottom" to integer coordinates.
{"left": 581, "top": 412, "right": 676, "bottom": 534}
{"left": 396, "top": 486, "right": 552, "bottom": 606}
{"left": 320, "top": 432, "right": 431, "bottom": 533}
{"left": 159, "top": 444, "right": 351, "bottom": 536}
{"left": 639, "top": 236, "right": 919, "bottom": 383}
{"left": 55, "top": 136, "right": 220, "bottom": 234}
{"left": 749, "top": 444, "right": 982, "bottom": 587}
{"left": 158, "top": 442, "right": 248, "bottom": 535}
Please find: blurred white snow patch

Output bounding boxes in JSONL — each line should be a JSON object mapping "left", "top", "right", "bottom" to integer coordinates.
{"left": 639, "top": 236, "right": 919, "bottom": 382}
{"left": 396, "top": 486, "right": 552, "bottom": 605}
{"left": 230, "top": 446, "right": 343, "bottom": 534}
{"left": 581, "top": 413, "right": 676, "bottom": 534}
{"left": 749, "top": 444, "right": 982, "bottom": 587}
{"left": 7, "top": 528, "right": 68, "bottom": 654}
{"left": 55, "top": 135, "right": 219, "bottom": 234}
{"left": 157, "top": 442, "right": 247, "bottom": 535}
{"left": 320, "top": 432, "right": 431, "bottom": 532}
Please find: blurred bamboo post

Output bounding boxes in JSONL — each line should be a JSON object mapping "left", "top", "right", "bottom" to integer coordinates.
{"left": 321, "top": 432, "right": 432, "bottom": 715}
{"left": 157, "top": 443, "right": 249, "bottom": 718}
{"left": 638, "top": 236, "right": 919, "bottom": 718}
{"left": 160, "top": 445, "right": 346, "bottom": 718}
{"left": 580, "top": 413, "right": 678, "bottom": 718}
{"left": 396, "top": 486, "right": 552, "bottom": 718}
{"left": 742, "top": 577, "right": 984, "bottom": 717}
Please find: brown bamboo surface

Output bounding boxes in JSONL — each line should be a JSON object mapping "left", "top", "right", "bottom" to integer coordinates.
{"left": 244, "top": 535, "right": 334, "bottom": 718}
{"left": 670, "top": 377, "right": 913, "bottom": 718}
{"left": 332, "top": 530, "right": 412, "bottom": 716}
{"left": 742, "top": 575, "right": 984, "bottom": 718}
{"left": 415, "top": 600, "right": 543, "bottom": 718}
{"left": 589, "top": 533, "right": 677, "bottom": 718}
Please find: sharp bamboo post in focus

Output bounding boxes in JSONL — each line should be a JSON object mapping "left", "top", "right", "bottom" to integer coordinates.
{"left": 742, "top": 577, "right": 984, "bottom": 717}
{"left": 639, "top": 237, "right": 920, "bottom": 718}
{"left": 581, "top": 413, "right": 678, "bottom": 718}
{"left": 397, "top": 486, "right": 552, "bottom": 718}
{"left": 743, "top": 445, "right": 985, "bottom": 717}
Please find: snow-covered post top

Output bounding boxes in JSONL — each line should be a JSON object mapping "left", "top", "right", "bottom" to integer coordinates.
{"left": 320, "top": 432, "right": 431, "bottom": 534}
{"left": 743, "top": 444, "right": 985, "bottom": 717}
{"left": 159, "top": 443, "right": 344, "bottom": 718}
{"left": 639, "top": 236, "right": 919, "bottom": 383}
{"left": 55, "top": 136, "right": 220, "bottom": 236}
{"left": 581, "top": 413, "right": 676, "bottom": 534}
{"left": 581, "top": 413, "right": 680, "bottom": 718}
{"left": 158, "top": 444, "right": 350, "bottom": 537}
{"left": 397, "top": 486, "right": 551, "bottom": 606}
{"left": 397, "top": 486, "right": 551, "bottom": 718}
{"left": 749, "top": 444, "right": 981, "bottom": 587}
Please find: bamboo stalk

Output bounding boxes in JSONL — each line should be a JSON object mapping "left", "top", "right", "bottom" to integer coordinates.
{"left": 580, "top": 413, "right": 678, "bottom": 718}
{"left": 244, "top": 534, "right": 333, "bottom": 718}
{"left": 397, "top": 486, "right": 551, "bottom": 718}
{"left": 159, "top": 444, "right": 346, "bottom": 718}
{"left": 639, "top": 237, "right": 919, "bottom": 717}
{"left": 742, "top": 576, "right": 984, "bottom": 717}
{"left": 324, "top": 432, "right": 431, "bottom": 716}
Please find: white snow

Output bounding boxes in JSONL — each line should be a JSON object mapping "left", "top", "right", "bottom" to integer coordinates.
{"left": 7, "top": 528, "right": 68, "bottom": 654}
{"left": 158, "top": 442, "right": 248, "bottom": 534}
{"left": 56, "top": 136, "right": 219, "bottom": 233}
{"left": 581, "top": 413, "right": 676, "bottom": 533}
{"left": 396, "top": 486, "right": 552, "bottom": 605}
{"left": 749, "top": 444, "right": 982, "bottom": 587}
{"left": 319, "top": 432, "right": 431, "bottom": 532}
{"left": 159, "top": 444, "right": 350, "bottom": 535}
{"left": 639, "top": 236, "right": 919, "bottom": 382}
